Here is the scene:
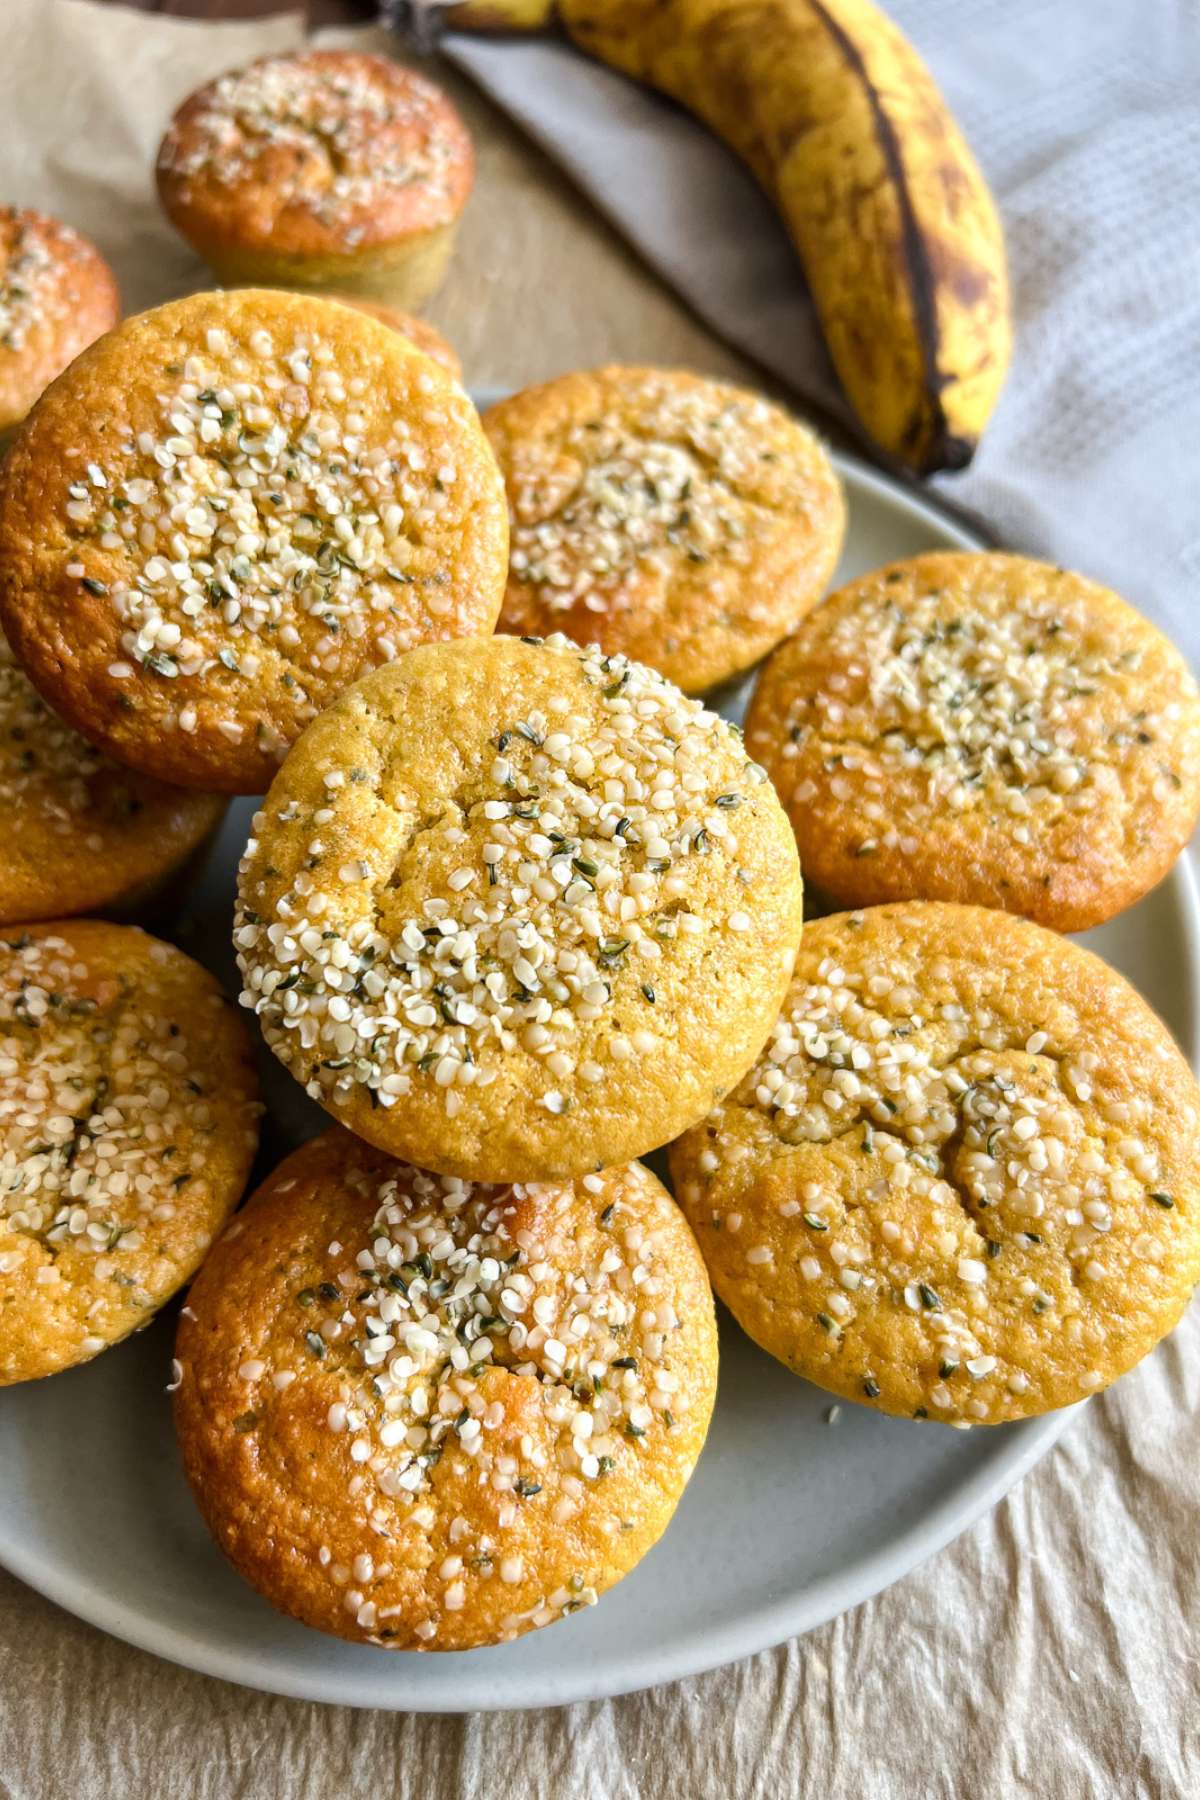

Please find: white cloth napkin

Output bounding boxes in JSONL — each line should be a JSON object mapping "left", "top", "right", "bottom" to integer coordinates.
{"left": 441, "top": 0, "right": 1200, "bottom": 665}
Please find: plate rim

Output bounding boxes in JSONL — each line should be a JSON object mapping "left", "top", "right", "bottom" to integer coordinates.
{"left": 0, "top": 1381, "right": 1075, "bottom": 1712}
{"left": 3, "top": 449, "right": 1195, "bottom": 1712}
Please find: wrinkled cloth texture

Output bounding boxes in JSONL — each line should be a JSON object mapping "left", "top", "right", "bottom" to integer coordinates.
{"left": 445, "top": 0, "right": 1200, "bottom": 667}
{"left": 1, "top": 3, "right": 1198, "bottom": 1797}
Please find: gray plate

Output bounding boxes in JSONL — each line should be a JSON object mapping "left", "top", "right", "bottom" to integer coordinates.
{"left": 1, "top": 449, "right": 1195, "bottom": 1712}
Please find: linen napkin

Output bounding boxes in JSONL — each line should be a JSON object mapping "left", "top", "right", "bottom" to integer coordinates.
{"left": 437, "top": 0, "right": 1200, "bottom": 664}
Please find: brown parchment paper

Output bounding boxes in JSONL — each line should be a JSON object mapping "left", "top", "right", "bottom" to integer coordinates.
{"left": 0, "top": 4, "right": 1197, "bottom": 1795}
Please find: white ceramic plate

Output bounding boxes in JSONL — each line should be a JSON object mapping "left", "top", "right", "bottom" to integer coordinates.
{"left": 1, "top": 449, "right": 1196, "bottom": 1713}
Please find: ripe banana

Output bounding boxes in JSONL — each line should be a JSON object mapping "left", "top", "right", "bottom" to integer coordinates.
{"left": 438, "top": 0, "right": 1012, "bottom": 474}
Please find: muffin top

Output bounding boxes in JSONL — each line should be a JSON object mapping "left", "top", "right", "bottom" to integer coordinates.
{"left": 746, "top": 553, "right": 1200, "bottom": 930}
{"left": 175, "top": 1129, "right": 717, "bottom": 1650}
{"left": 0, "top": 289, "right": 508, "bottom": 793}
{"left": 0, "top": 920, "right": 260, "bottom": 1384}
{"left": 0, "top": 207, "right": 120, "bottom": 434}
{"left": 0, "top": 631, "right": 225, "bottom": 926}
{"left": 157, "top": 51, "right": 474, "bottom": 259}
{"left": 319, "top": 294, "right": 462, "bottom": 381}
{"left": 483, "top": 367, "right": 845, "bottom": 692}
{"left": 670, "top": 903, "right": 1200, "bottom": 1425}
{"left": 235, "top": 633, "right": 804, "bottom": 1180}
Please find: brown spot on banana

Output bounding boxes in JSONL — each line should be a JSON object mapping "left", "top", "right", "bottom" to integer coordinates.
{"left": 942, "top": 260, "right": 992, "bottom": 313}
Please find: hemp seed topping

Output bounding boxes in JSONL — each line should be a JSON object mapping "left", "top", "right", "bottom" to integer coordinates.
{"left": 485, "top": 367, "right": 844, "bottom": 693}
{"left": 0, "top": 921, "right": 259, "bottom": 1385}
{"left": 0, "top": 290, "right": 508, "bottom": 791}
{"left": 0, "top": 631, "right": 224, "bottom": 926}
{"left": 671, "top": 902, "right": 1200, "bottom": 1425}
{"left": 174, "top": 1133, "right": 717, "bottom": 1649}
{"left": 0, "top": 216, "right": 56, "bottom": 356}
{"left": 235, "top": 631, "right": 803, "bottom": 1179}
{"left": 157, "top": 51, "right": 473, "bottom": 249}
{"left": 747, "top": 553, "right": 1200, "bottom": 930}
{"left": 505, "top": 390, "right": 774, "bottom": 603}
{"left": 0, "top": 208, "right": 120, "bottom": 437}
{"left": 0, "top": 632, "right": 118, "bottom": 824}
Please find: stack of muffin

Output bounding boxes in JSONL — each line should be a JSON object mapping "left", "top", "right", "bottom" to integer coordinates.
{"left": 2, "top": 48, "right": 1199, "bottom": 1659}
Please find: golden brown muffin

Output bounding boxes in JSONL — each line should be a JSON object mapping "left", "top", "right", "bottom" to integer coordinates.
{"left": 0, "top": 289, "right": 508, "bottom": 794}
{"left": 318, "top": 294, "right": 462, "bottom": 382}
{"left": 0, "top": 208, "right": 119, "bottom": 442}
{"left": 0, "top": 630, "right": 226, "bottom": 926}
{"left": 483, "top": 367, "right": 845, "bottom": 693}
{"left": 175, "top": 1128, "right": 718, "bottom": 1650}
{"left": 235, "top": 633, "right": 804, "bottom": 1181}
{"left": 0, "top": 920, "right": 260, "bottom": 1385}
{"left": 671, "top": 902, "right": 1200, "bottom": 1425}
{"left": 157, "top": 51, "right": 473, "bottom": 309}
{"left": 746, "top": 553, "right": 1200, "bottom": 931}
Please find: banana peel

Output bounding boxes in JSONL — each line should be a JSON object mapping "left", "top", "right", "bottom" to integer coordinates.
{"left": 438, "top": 0, "right": 1011, "bottom": 474}
{"left": 441, "top": 0, "right": 556, "bottom": 32}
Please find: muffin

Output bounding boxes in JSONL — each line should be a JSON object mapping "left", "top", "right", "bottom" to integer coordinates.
{"left": 319, "top": 294, "right": 461, "bottom": 382}
{"left": 670, "top": 902, "right": 1200, "bottom": 1426}
{"left": 482, "top": 367, "right": 845, "bottom": 693}
{"left": 0, "top": 920, "right": 260, "bottom": 1385}
{"left": 0, "top": 630, "right": 225, "bottom": 926}
{"left": 745, "top": 552, "right": 1200, "bottom": 931}
{"left": 175, "top": 1128, "right": 718, "bottom": 1650}
{"left": 0, "top": 207, "right": 119, "bottom": 444}
{"left": 235, "top": 633, "right": 804, "bottom": 1181}
{"left": 0, "top": 289, "right": 508, "bottom": 793}
{"left": 157, "top": 51, "right": 473, "bottom": 309}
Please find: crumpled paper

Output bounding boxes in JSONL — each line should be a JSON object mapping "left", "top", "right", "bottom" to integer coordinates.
{"left": 0, "top": 4, "right": 1197, "bottom": 1796}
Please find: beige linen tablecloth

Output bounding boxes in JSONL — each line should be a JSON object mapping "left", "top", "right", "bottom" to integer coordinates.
{"left": 1, "top": 4, "right": 1197, "bottom": 1794}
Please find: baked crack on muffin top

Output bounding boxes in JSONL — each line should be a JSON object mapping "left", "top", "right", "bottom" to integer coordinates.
{"left": 175, "top": 1132, "right": 717, "bottom": 1649}
{"left": 671, "top": 903, "right": 1200, "bottom": 1424}
{"left": 0, "top": 942, "right": 208, "bottom": 1257}
{"left": 0, "top": 291, "right": 508, "bottom": 791}
{"left": 485, "top": 367, "right": 845, "bottom": 692}
{"left": 508, "top": 388, "right": 767, "bottom": 596}
{"left": 746, "top": 553, "right": 1200, "bottom": 928}
{"left": 0, "top": 922, "right": 259, "bottom": 1383}
{"left": 235, "top": 633, "right": 803, "bottom": 1178}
